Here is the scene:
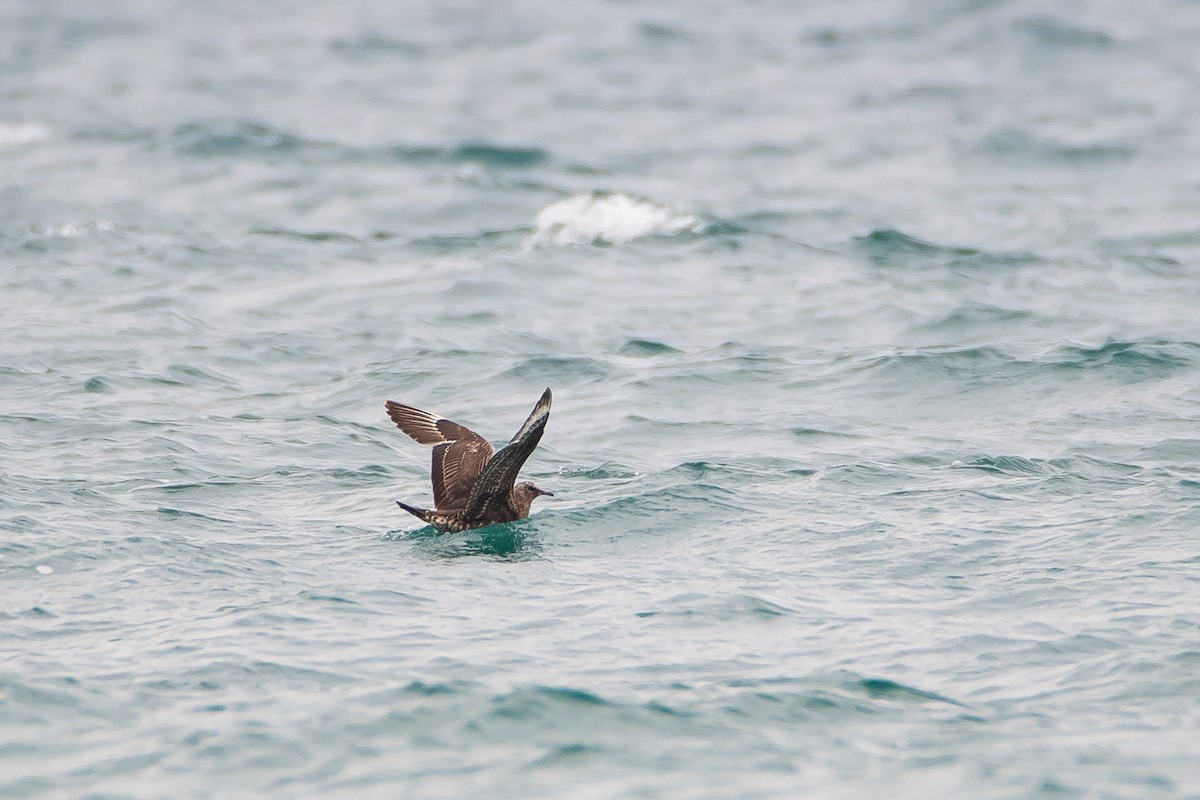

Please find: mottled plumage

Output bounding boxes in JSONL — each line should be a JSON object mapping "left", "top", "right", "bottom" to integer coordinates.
{"left": 385, "top": 388, "right": 553, "bottom": 531}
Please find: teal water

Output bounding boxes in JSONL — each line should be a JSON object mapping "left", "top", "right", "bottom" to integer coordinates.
{"left": 4, "top": 1, "right": 1200, "bottom": 797}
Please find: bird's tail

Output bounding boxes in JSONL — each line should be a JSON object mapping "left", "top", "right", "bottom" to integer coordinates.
{"left": 396, "top": 500, "right": 435, "bottom": 523}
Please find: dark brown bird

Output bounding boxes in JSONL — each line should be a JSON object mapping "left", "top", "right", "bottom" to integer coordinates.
{"left": 385, "top": 388, "right": 554, "bottom": 532}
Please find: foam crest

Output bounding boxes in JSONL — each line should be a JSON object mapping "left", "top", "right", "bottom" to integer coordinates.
{"left": 526, "top": 191, "right": 705, "bottom": 247}
{"left": 0, "top": 123, "right": 50, "bottom": 148}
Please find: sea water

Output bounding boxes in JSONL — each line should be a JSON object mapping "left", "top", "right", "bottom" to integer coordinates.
{"left": 3, "top": 1, "right": 1200, "bottom": 797}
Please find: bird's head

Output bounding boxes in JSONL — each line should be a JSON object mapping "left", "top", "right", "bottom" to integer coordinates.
{"left": 514, "top": 482, "right": 554, "bottom": 510}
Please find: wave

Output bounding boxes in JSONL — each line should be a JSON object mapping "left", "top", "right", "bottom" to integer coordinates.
{"left": 852, "top": 228, "right": 1039, "bottom": 268}
{"left": 167, "top": 119, "right": 549, "bottom": 168}
{"left": 634, "top": 593, "right": 792, "bottom": 621}
{"left": 909, "top": 303, "right": 1039, "bottom": 335}
{"left": 22, "top": 220, "right": 116, "bottom": 239}
{"left": 704, "top": 673, "right": 968, "bottom": 725}
{"left": 852, "top": 340, "right": 1200, "bottom": 383}
{"left": 618, "top": 338, "right": 684, "bottom": 357}
{"left": 810, "top": 453, "right": 1147, "bottom": 501}
{"left": 347, "top": 682, "right": 696, "bottom": 740}
{"left": 850, "top": 345, "right": 1017, "bottom": 380}
{"left": 1011, "top": 16, "right": 1117, "bottom": 49}
{"left": 172, "top": 119, "right": 309, "bottom": 156}
{"left": 0, "top": 122, "right": 51, "bottom": 148}
{"left": 951, "top": 454, "right": 1143, "bottom": 482}
{"left": 498, "top": 354, "right": 610, "bottom": 382}
{"left": 977, "top": 127, "right": 1135, "bottom": 163}
{"left": 327, "top": 34, "right": 425, "bottom": 58}
{"left": 395, "top": 519, "right": 544, "bottom": 561}
{"left": 950, "top": 455, "right": 1046, "bottom": 476}
{"left": 81, "top": 118, "right": 556, "bottom": 172}
{"left": 250, "top": 227, "right": 363, "bottom": 243}
{"left": 551, "top": 477, "right": 747, "bottom": 543}
{"left": 555, "top": 463, "right": 641, "bottom": 480}
{"left": 1138, "top": 439, "right": 1200, "bottom": 464}
{"left": 525, "top": 191, "right": 707, "bottom": 247}
{"left": 445, "top": 142, "right": 548, "bottom": 168}
{"left": 1053, "top": 340, "right": 1200, "bottom": 372}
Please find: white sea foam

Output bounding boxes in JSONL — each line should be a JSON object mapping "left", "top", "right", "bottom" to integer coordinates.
{"left": 0, "top": 122, "right": 51, "bottom": 148}
{"left": 35, "top": 221, "right": 115, "bottom": 238}
{"left": 526, "top": 191, "right": 705, "bottom": 247}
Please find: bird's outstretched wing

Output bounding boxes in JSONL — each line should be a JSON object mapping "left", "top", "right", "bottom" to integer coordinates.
{"left": 385, "top": 401, "right": 494, "bottom": 511}
{"left": 463, "top": 388, "right": 552, "bottom": 520}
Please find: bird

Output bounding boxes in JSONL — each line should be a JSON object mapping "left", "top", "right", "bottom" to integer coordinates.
{"left": 384, "top": 388, "right": 554, "bottom": 532}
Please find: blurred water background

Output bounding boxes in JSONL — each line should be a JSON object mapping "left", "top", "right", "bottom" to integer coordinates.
{"left": 3, "top": 0, "right": 1200, "bottom": 797}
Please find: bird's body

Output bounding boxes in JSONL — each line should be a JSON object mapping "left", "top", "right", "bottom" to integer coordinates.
{"left": 394, "top": 489, "right": 540, "bottom": 532}
{"left": 385, "top": 388, "right": 553, "bottom": 532}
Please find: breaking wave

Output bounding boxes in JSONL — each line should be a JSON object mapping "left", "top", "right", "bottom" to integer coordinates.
{"left": 526, "top": 191, "right": 707, "bottom": 247}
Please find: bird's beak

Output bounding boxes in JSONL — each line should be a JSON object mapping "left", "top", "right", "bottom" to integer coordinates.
{"left": 540, "top": 489, "right": 555, "bottom": 497}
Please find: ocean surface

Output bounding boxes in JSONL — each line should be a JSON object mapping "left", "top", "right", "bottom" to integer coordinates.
{"left": 3, "top": 1, "right": 1200, "bottom": 797}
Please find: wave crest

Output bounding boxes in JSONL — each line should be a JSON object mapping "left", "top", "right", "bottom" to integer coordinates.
{"left": 526, "top": 191, "right": 706, "bottom": 247}
{"left": 0, "top": 122, "right": 50, "bottom": 148}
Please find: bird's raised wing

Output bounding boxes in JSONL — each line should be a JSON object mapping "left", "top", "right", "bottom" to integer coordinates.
{"left": 463, "top": 388, "right": 552, "bottom": 520}
{"left": 385, "top": 401, "right": 494, "bottom": 511}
